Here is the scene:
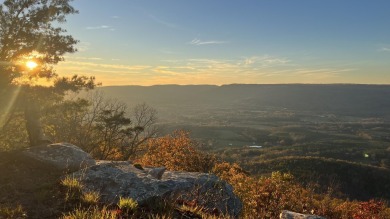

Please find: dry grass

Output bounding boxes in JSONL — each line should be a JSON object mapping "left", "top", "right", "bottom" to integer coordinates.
{"left": 61, "top": 206, "right": 118, "bottom": 219}
{"left": 82, "top": 191, "right": 100, "bottom": 205}
{"left": 0, "top": 204, "right": 26, "bottom": 218}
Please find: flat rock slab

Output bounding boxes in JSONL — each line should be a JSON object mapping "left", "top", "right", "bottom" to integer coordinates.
{"left": 23, "top": 143, "right": 95, "bottom": 172}
{"left": 280, "top": 210, "right": 326, "bottom": 219}
{"left": 71, "top": 161, "right": 242, "bottom": 217}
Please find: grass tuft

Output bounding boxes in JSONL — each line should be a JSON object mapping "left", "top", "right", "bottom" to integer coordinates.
{"left": 61, "top": 176, "right": 84, "bottom": 202}
{"left": 61, "top": 206, "right": 118, "bottom": 219}
{"left": 82, "top": 191, "right": 100, "bottom": 205}
{"left": 118, "top": 197, "right": 138, "bottom": 212}
{"left": 61, "top": 176, "right": 83, "bottom": 190}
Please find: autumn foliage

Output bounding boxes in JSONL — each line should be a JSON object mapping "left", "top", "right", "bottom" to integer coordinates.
{"left": 213, "top": 162, "right": 390, "bottom": 218}
{"left": 140, "top": 130, "right": 216, "bottom": 172}
{"left": 139, "top": 130, "right": 390, "bottom": 218}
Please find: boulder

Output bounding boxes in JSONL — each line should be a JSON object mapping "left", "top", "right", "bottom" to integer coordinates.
{"left": 280, "top": 210, "right": 326, "bottom": 219}
{"left": 71, "top": 161, "right": 242, "bottom": 217}
{"left": 22, "top": 142, "right": 95, "bottom": 172}
{"left": 147, "top": 166, "right": 166, "bottom": 179}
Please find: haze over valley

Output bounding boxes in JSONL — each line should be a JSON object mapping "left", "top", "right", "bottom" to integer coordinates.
{"left": 96, "top": 84, "right": 390, "bottom": 201}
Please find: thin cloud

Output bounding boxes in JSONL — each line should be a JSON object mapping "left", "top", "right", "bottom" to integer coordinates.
{"left": 293, "top": 68, "right": 355, "bottom": 76}
{"left": 63, "top": 61, "right": 151, "bottom": 71}
{"left": 153, "top": 66, "right": 183, "bottom": 76}
{"left": 243, "top": 56, "right": 290, "bottom": 66}
{"left": 379, "top": 47, "right": 390, "bottom": 52}
{"left": 57, "top": 55, "right": 358, "bottom": 85}
{"left": 189, "top": 38, "right": 229, "bottom": 46}
{"left": 161, "top": 59, "right": 181, "bottom": 63}
{"left": 111, "top": 16, "right": 120, "bottom": 19}
{"left": 86, "top": 25, "right": 110, "bottom": 30}
{"left": 149, "top": 14, "right": 177, "bottom": 28}
{"left": 65, "top": 56, "right": 102, "bottom": 61}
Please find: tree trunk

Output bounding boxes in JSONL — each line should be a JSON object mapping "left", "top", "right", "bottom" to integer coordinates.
{"left": 24, "top": 100, "right": 51, "bottom": 147}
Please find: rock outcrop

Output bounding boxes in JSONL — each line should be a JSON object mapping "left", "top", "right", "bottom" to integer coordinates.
{"left": 22, "top": 142, "right": 95, "bottom": 172}
{"left": 71, "top": 161, "right": 242, "bottom": 217}
{"left": 22, "top": 143, "right": 242, "bottom": 216}
{"left": 280, "top": 210, "right": 326, "bottom": 219}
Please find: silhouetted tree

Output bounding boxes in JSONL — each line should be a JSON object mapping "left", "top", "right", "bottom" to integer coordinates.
{"left": 0, "top": 0, "right": 96, "bottom": 147}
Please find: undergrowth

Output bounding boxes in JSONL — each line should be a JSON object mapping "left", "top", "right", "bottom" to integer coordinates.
{"left": 0, "top": 204, "right": 26, "bottom": 218}
{"left": 60, "top": 176, "right": 227, "bottom": 219}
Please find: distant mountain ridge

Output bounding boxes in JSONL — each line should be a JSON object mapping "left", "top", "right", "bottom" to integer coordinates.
{"left": 98, "top": 84, "right": 390, "bottom": 117}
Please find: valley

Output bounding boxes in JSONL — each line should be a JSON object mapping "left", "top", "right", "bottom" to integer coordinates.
{"left": 98, "top": 84, "right": 390, "bottom": 201}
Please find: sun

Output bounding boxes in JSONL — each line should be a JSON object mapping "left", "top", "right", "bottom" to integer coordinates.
{"left": 26, "top": 60, "right": 38, "bottom": 70}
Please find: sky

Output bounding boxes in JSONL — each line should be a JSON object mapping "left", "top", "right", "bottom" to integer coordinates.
{"left": 56, "top": 0, "right": 390, "bottom": 86}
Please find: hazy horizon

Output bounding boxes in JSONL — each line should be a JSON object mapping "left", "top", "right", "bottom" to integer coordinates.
{"left": 99, "top": 83, "right": 390, "bottom": 87}
{"left": 55, "top": 0, "right": 390, "bottom": 86}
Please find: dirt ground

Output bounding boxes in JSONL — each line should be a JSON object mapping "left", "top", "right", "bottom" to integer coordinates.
{"left": 0, "top": 151, "right": 67, "bottom": 218}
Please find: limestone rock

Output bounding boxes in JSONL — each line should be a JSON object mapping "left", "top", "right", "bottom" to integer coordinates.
{"left": 71, "top": 161, "right": 242, "bottom": 217}
{"left": 148, "top": 167, "right": 166, "bottom": 179}
{"left": 23, "top": 142, "right": 95, "bottom": 172}
{"left": 280, "top": 210, "right": 326, "bottom": 219}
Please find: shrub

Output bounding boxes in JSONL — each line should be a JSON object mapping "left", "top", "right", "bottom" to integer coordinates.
{"left": 214, "top": 163, "right": 311, "bottom": 218}
{"left": 140, "top": 132, "right": 390, "bottom": 218}
{"left": 140, "top": 130, "right": 216, "bottom": 172}
{"left": 352, "top": 200, "right": 389, "bottom": 219}
{"left": 213, "top": 162, "right": 390, "bottom": 218}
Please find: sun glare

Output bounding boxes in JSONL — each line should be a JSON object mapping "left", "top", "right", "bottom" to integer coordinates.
{"left": 26, "top": 60, "right": 38, "bottom": 70}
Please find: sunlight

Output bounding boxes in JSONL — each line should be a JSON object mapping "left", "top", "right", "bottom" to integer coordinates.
{"left": 0, "top": 85, "right": 21, "bottom": 129}
{"left": 26, "top": 60, "right": 38, "bottom": 70}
